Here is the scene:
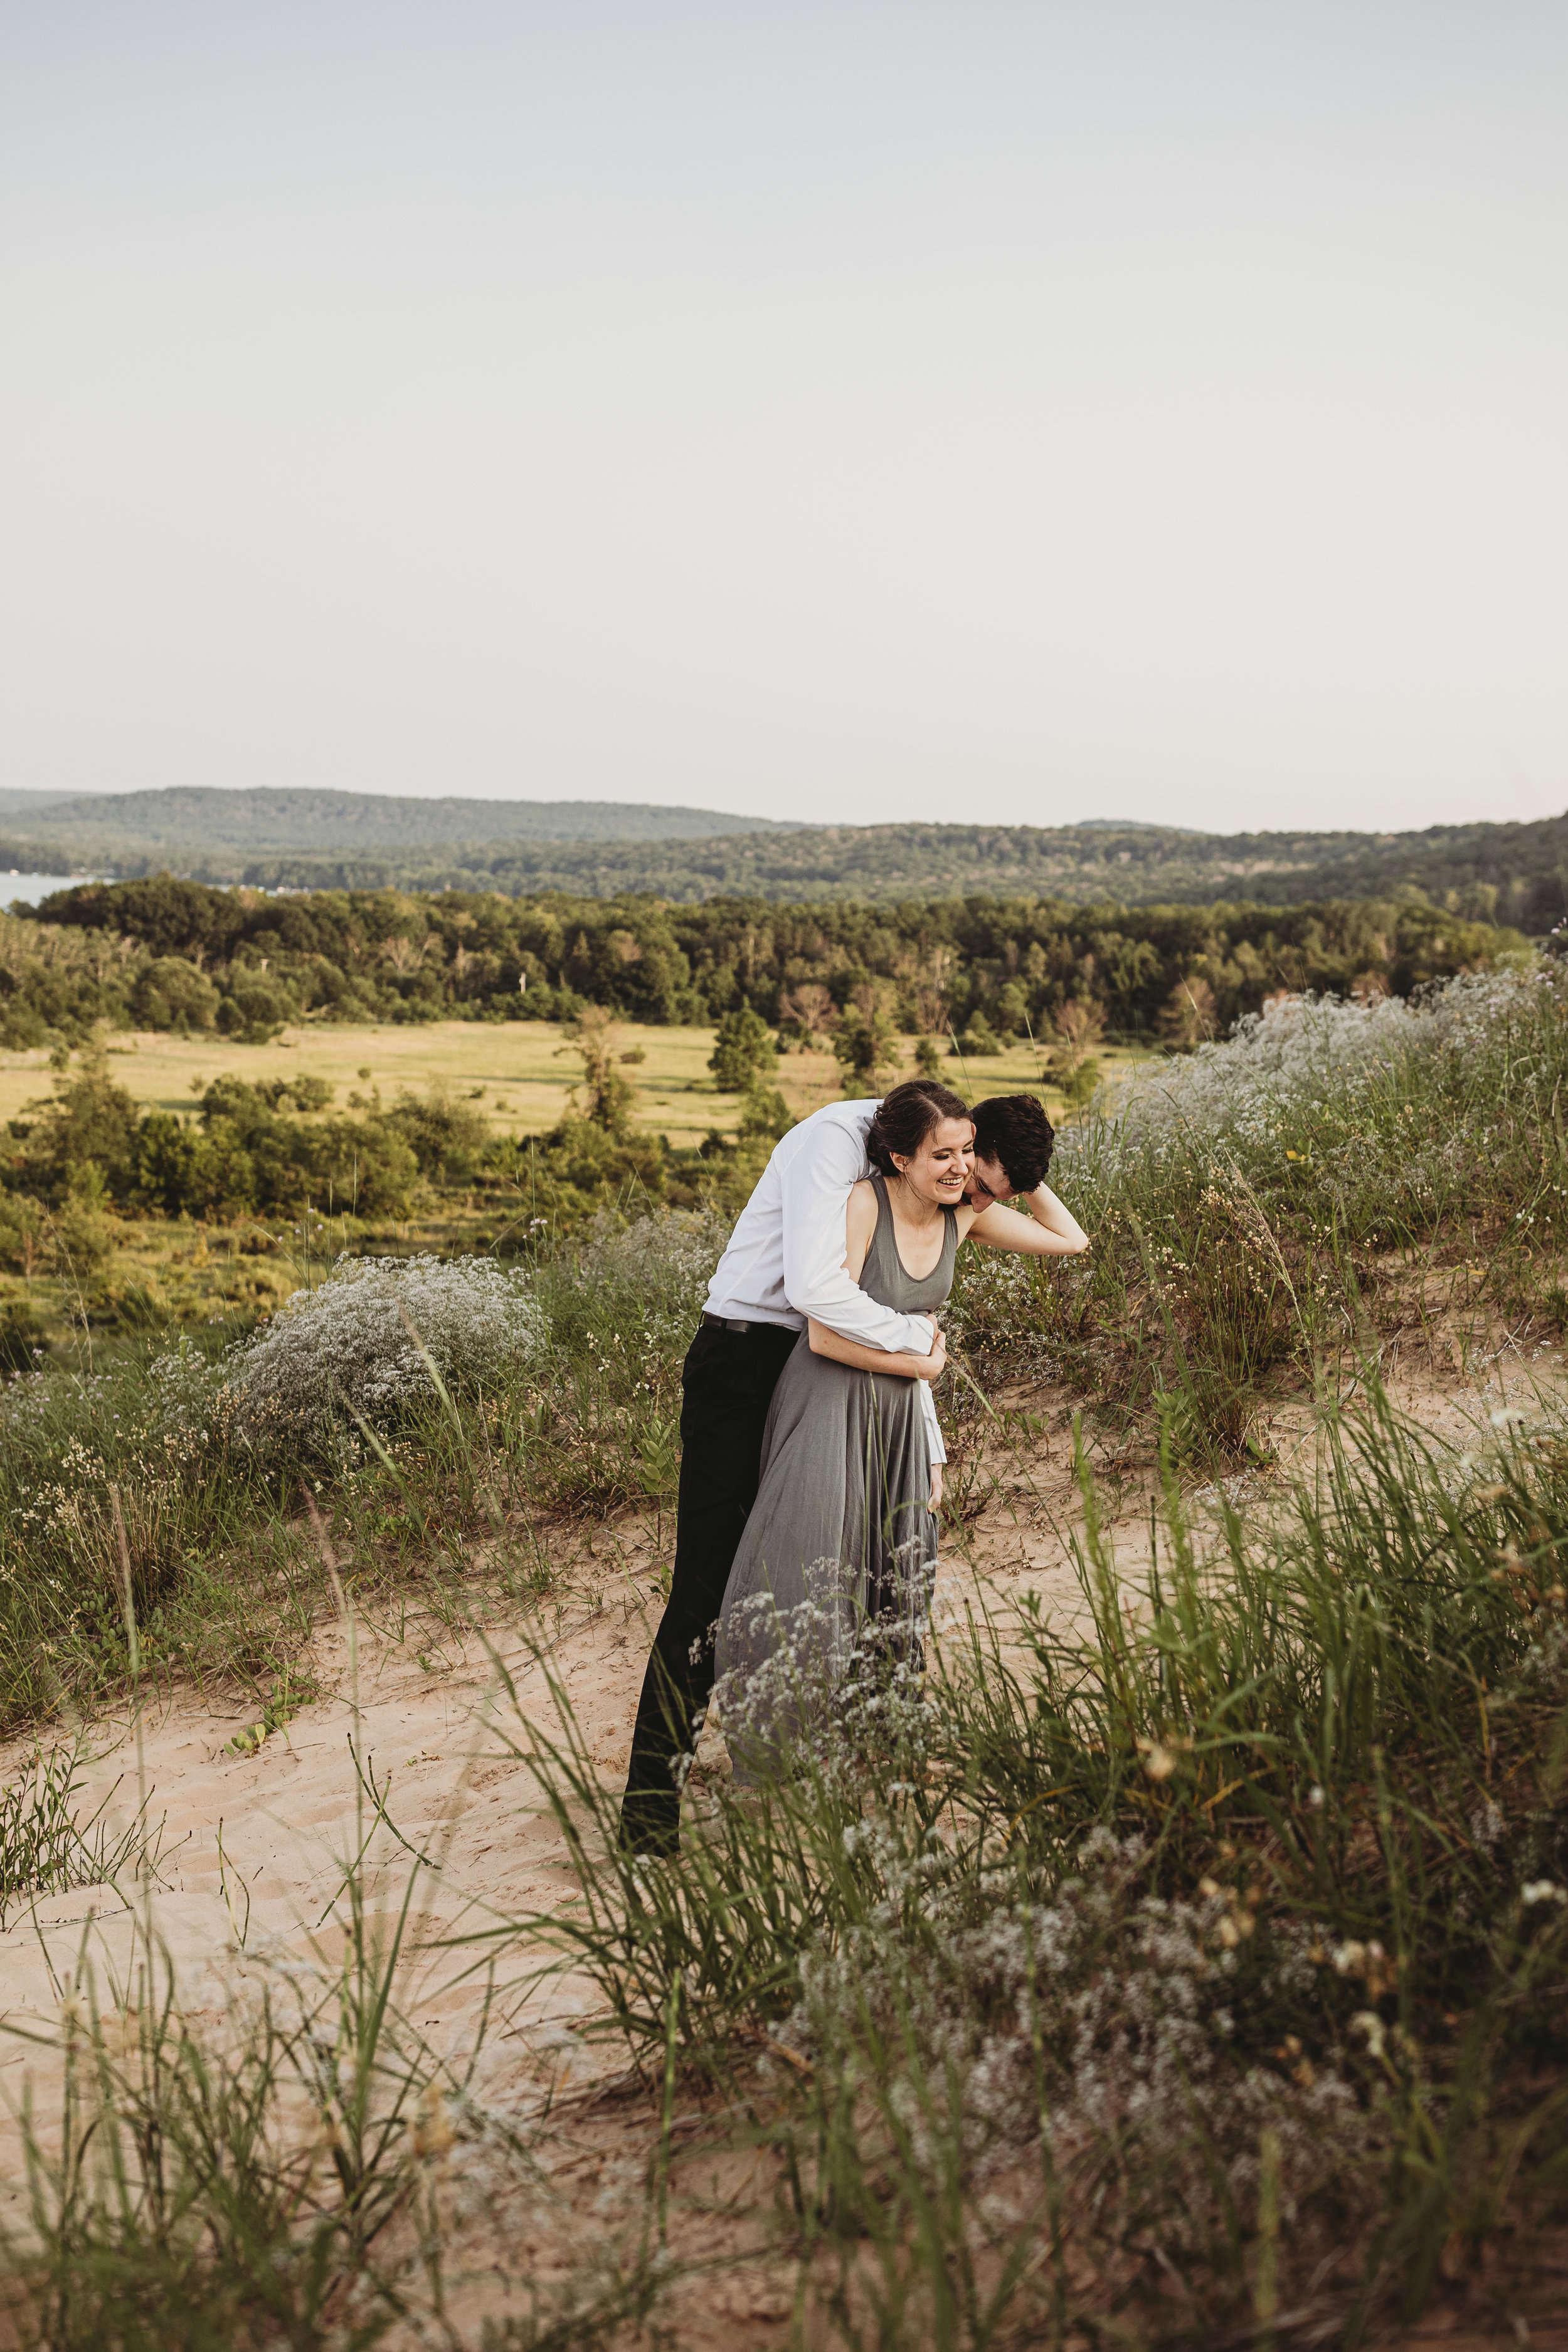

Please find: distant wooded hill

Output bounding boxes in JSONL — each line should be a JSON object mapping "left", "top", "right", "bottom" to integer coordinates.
{"left": 0, "top": 785, "right": 794, "bottom": 855}
{"left": 3, "top": 787, "right": 1566, "bottom": 927}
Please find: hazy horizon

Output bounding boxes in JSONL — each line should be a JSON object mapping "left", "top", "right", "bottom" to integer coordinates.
{"left": 4, "top": 4, "right": 1564, "bottom": 835}
{"left": 3, "top": 780, "right": 1567, "bottom": 841}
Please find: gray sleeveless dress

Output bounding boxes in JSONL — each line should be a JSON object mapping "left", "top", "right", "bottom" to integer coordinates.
{"left": 714, "top": 1172, "right": 956, "bottom": 1773}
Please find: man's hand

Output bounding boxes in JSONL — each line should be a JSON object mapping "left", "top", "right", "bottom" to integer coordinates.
{"left": 919, "top": 1322, "right": 948, "bottom": 1382}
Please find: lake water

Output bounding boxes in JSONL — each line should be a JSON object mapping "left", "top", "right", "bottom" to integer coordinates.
{"left": 3, "top": 872, "right": 107, "bottom": 911}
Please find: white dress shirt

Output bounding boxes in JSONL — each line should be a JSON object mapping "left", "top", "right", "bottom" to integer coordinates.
{"left": 704, "top": 1097, "right": 948, "bottom": 1465}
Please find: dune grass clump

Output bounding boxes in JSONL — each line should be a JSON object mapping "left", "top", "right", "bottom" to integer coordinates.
{"left": 508, "top": 1378, "right": 1568, "bottom": 2343}
{"left": 519, "top": 1207, "right": 728, "bottom": 1517}
{"left": 0, "top": 1744, "right": 160, "bottom": 1923}
{"left": 0, "top": 1858, "right": 641, "bottom": 2352}
{"left": 0, "top": 1349, "right": 292, "bottom": 1725}
{"left": 948, "top": 961, "right": 1568, "bottom": 1461}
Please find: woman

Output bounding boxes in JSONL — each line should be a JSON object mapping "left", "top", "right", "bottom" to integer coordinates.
{"left": 714, "top": 1078, "right": 1088, "bottom": 1773}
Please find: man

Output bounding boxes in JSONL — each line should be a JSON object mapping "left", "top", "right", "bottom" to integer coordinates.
{"left": 967, "top": 1093, "right": 1067, "bottom": 1216}
{"left": 620, "top": 1084, "right": 1086, "bottom": 1854}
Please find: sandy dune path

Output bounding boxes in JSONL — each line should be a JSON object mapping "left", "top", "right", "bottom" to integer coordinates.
{"left": 0, "top": 1579, "right": 665, "bottom": 2206}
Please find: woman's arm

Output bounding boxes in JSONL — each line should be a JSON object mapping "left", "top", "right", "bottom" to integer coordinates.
{"left": 808, "top": 1317, "right": 948, "bottom": 1382}
{"left": 806, "top": 1180, "right": 945, "bottom": 1375}
{"left": 962, "top": 1184, "right": 1090, "bottom": 1257}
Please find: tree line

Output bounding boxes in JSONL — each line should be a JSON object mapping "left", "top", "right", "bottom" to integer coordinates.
{"left": 1, "top": 876, "right": 1525, "bottom": 1056}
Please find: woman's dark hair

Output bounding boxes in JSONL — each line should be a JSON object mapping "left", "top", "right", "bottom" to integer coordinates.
{"left": 866, "top": 1079, "right": 972, "bottom": 1177}
{"left": 971, "top": 1094, "right": 1056, "bottom": 1194}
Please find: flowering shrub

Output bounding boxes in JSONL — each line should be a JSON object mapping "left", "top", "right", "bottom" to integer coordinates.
{"left": 1073, "top": 961, "right": 1568, "bottom": 1235}
{"left": 230, "top": 1252, "right": 545, "bottom": 1453}
{"left": 938, "top": 960, "right": 1568, "bottom": 1439}
{"left": 782, "top": 1828, "right": 1366, "bottom": 2262}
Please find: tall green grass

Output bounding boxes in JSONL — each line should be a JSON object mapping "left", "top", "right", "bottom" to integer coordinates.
{"left": 951, "top": 963, "right": 1568, "bottom": 1459}
{"left": 498, "top": 1375, "right": 1568, "bottom": 2343}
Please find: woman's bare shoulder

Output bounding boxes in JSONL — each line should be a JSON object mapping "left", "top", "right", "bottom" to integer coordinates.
{"left": 847, "top": 1177, "right": 879, "bottom": 1229}
{"left": 841, "top": 1177, "right": 878, "bottom": 1264}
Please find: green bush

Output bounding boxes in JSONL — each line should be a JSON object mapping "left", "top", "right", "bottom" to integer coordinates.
{"left": 953, "top": 1010, "right": 1004, "bottom": 1057}
{"left": 707, "top": 1005, "right": 778, "bottom": 1091}
{"left": 218, "top": 975, "right": 291, "bottom": 1041}
{"left": 832, "top": 1004, "right": 901, "bottom": 1089}
{"left": 130, "top": 955, "right": 221, "bottom": 1032}
{"left": 382, "top": 1084, "right": 490, "bottom": 1184}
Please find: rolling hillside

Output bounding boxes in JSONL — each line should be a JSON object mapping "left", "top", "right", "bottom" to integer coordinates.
{"left": 3, "top": 786, "right": 1565, "bottom": 921}
{"left": 0, "top": 784, "right": 793, "bottom": 858}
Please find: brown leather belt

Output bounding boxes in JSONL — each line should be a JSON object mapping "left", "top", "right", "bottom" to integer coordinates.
{"left": 701, "top": 1311, "right": 756, "bottom": 1333}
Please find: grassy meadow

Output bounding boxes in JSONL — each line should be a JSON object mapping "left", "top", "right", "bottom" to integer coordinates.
{"left": 3, "top": 966, "right": 1568, "bottom": 2343}
{"left": 0, "top": 1017, "right": 1145, "bottom": 1144}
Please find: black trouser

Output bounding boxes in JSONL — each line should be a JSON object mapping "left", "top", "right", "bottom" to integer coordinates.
{"left": 620, "top": 1318, "right": 799, "bottom": 1851}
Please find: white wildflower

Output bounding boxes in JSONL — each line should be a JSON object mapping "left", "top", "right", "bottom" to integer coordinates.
{"left": 229, "top": 1253, "right": 545, "bottom": 1451}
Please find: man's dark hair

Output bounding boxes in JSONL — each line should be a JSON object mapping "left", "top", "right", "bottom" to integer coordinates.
{"left": 971, "top": 1094, "right": 1055, "bottom": 1194}
{"left": 866, "top": 1079, "right": 971, "bottom": 1176}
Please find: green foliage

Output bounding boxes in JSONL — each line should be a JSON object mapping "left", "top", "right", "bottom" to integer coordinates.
{"left": 707, "top": 1005, "right": 778, "bottom": 1091}
{"left": 56, "top": 1165, "right": 117, "bottom": 1274}
{"left": 19, "top": 1049, "right": 144, "bottom": 1202}
{"left": 737, "top": 1084, "right": 795, "bottom": 1144}
{"left": 832, "top": 1002, "right": 901, "bottom": 1089}
{"left": 130, "top": 1078, "right": 420, "bottom": 1222}
{"left": 557, "top": 1005, "right": 637, "bottom": 1135}
{"left": 0, "top": 1193, "right": 47, "bottom": 1279}
{"left": 217, "top": 972, "right": 291, "bottom": 1041}
{"left": 951, "top": 1010, "right": 1003, "bottom": 1057}
{"left": 3, "top": 875, "right": 1530, "bottom": 1057}
{"left": 130, "top": 955, "right": 220, "bottom": 1032}
{"left": 380, "top": 1084, "right": 489, "bottom": 1184}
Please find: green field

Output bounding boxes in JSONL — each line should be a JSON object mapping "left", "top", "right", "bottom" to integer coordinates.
{"left": 0, "top": 1018, "right": 1147, "bottom": 1148}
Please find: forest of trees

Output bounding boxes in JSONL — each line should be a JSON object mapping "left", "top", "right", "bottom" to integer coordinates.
{"left": 1, "top": 873, "right": 1527, "bottom": 1056}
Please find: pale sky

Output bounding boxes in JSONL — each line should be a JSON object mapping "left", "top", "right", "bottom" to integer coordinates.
{"left": 3, "top": 3, "right": 1564, "bottom": 835}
